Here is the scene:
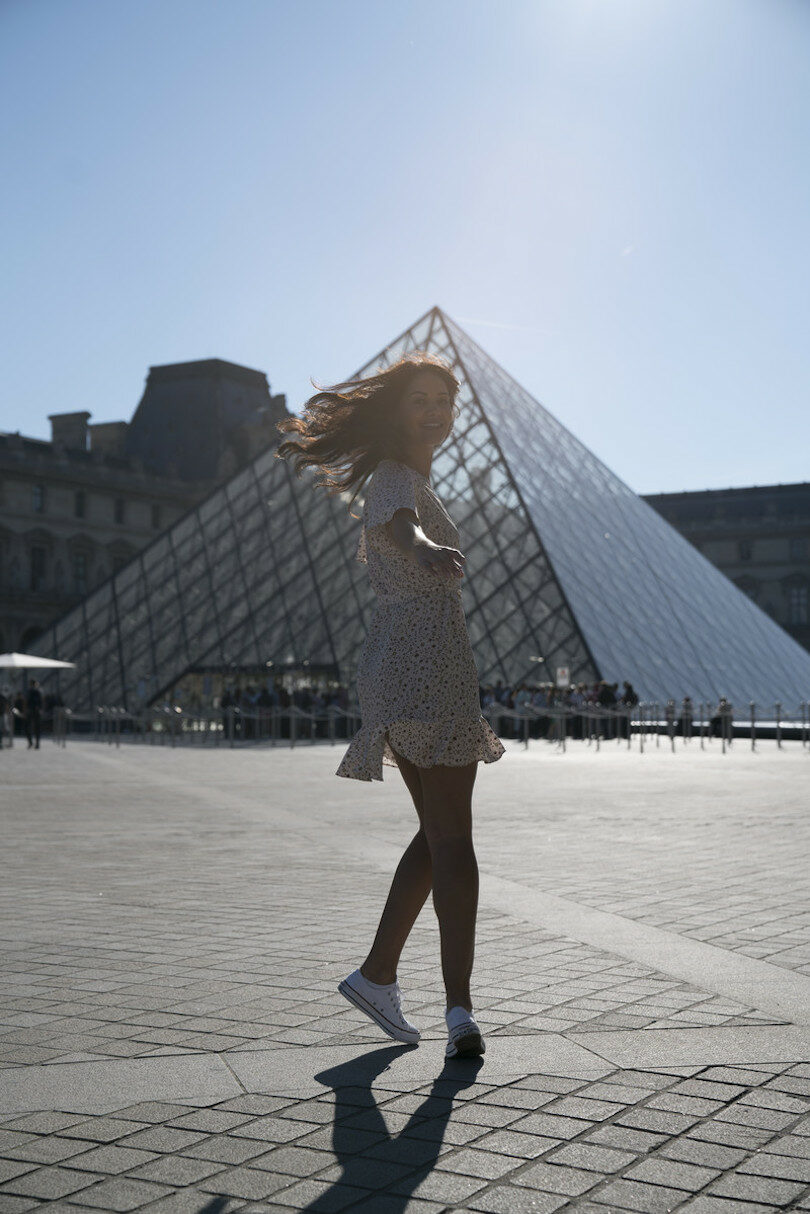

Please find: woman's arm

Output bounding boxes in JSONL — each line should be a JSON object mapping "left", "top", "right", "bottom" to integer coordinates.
{"left": 387, "top": 508, "right": 465, "bottom": 579}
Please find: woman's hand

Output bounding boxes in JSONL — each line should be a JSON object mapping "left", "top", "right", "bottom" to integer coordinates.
{"left": 414, "top": 540, "right": 466, "bottom": 579}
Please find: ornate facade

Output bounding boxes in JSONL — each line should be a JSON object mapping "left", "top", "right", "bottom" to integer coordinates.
{"left": 0, "top": 360, "right": 287, "bottom": 654}
{"left": 643, "top": 485, "right": 810, "bottom": 655}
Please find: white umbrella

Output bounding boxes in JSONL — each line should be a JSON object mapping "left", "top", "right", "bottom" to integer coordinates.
{"left": 0, "top": 653, "right": 76, "bottom": 669}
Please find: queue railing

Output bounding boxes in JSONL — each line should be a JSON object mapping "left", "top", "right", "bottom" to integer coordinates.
{"left": 23, "top": 699, "right": 810, "bottom": 753}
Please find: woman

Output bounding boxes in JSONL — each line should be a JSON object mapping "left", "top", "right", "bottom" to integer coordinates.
{"left": 276, "top": 352, "right": 505, "bottom": 1059}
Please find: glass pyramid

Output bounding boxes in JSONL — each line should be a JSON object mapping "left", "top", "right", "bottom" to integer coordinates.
{"left": 30, "top": 307, "right": 810, "bottom": 712}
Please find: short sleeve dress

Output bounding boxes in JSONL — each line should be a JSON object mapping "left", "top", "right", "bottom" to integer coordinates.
{"left": 335, "top": 458, "right": 506, "bottom": 782}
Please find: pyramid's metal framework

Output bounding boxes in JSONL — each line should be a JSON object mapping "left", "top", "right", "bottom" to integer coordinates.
{"left": 30, "top": 307, "right": 810, "bottom": 711}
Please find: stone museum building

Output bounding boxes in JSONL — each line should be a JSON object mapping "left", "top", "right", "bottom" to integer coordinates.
{"left": 0, "top": 359, "right": 287, "bottom": 655}
{"left": 642, "top": 483, "right": 809, "bottom": 655}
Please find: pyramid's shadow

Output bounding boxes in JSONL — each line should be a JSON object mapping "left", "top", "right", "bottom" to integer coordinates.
{"left": 298, "top": 1042, "right": 485, "bottom": 1210}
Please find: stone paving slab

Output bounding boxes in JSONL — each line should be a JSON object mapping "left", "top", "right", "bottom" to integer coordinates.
{"left": 565, "top": 1025, "right": 810, "bottom": 1069}
{"left": 0, "top": 1054, "right": 244, "bottom": 1117}
{"left": 0, "top": 739, "right": 808, "bottom": 1211}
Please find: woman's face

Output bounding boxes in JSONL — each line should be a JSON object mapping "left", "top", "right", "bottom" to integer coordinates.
{"left": 396, "top": 369, "right": 454, "bottom": 452}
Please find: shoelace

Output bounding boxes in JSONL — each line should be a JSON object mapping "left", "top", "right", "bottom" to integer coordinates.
{"left": 387, "top": 983, "right": 403, "bottom": 1016}
{"left": 449, "top": 1020, "right": 477, "bottom": 1040}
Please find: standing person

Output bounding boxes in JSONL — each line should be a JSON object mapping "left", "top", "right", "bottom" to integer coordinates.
{"left": 619, "top": 680, "right": 638, "bottom": 740}
{"left": 678, "top": 695, "right": 694, "bottom": 739}
{"left": 25, "top": 680, "right": 43, "bottom": 749}
{"left": 276, "top": 352, "right": 505, "bottom": 1059}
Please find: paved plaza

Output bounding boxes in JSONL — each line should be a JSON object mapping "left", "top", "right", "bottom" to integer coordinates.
{"left": 1, "top": 735, "right": 809, "bottom": 1212}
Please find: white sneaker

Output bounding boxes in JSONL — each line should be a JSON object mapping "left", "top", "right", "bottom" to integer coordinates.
{"left": 338, "top": 968, "right": 420, "bottom": 1044}
{"left": 445, "top": 1005, "right": 485, "bottom": 1058}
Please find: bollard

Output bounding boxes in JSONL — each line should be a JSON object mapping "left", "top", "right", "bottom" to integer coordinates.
{"left": 750, "top": 701, "right": 756, "bottom": 752}
{"left": 775, "top": 702, "right": 782, "bottom": 750}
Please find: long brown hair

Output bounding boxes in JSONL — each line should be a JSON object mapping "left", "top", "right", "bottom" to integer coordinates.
{"left": 275, "top": 352, "right": 460, "bottom": 517}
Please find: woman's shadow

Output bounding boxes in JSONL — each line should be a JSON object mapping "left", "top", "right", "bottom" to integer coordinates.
{"left": 303, "top": 1042, "right": 485, "bottom": 1210}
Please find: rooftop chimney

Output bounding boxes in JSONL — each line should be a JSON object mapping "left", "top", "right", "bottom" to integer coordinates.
{"left": 48, "top": 411, "right": 91, "bottom": 451}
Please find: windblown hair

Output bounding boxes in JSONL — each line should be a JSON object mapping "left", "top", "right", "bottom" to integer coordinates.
{"left": 275, "top": 352, "right": 460, "bottom": 518}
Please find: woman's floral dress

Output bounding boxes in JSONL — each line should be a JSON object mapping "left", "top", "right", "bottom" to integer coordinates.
{"left": 336, "top": 458, "right": 505, "bottom": 781}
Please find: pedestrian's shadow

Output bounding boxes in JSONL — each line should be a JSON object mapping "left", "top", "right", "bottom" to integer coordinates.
{"left": 302, "top": 1044, "right": 485, "bottom": 1210}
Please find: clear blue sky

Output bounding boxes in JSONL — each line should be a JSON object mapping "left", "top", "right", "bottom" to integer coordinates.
{"left": 2, "top": 0, "right": 808, "bottom": 495}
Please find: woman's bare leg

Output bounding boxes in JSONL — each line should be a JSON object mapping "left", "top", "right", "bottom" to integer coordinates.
{"left": 360, "top": 739, "right": 433, "bottom": 986}
{"left": 418, "top": 759, "right": 479, "bottom": 1012}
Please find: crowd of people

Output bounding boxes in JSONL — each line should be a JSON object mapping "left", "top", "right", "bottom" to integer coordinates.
{"left": 481, "top": 681, "right": 735, "bottom": 740}
{"left": 211, "top": 679, "right": 736, "bottom": 743}
{"left": 0, "top": 679, "right": 63, "bottom": 749}
{"left": 1, "top": 675, "right": 738, "bottom": 747}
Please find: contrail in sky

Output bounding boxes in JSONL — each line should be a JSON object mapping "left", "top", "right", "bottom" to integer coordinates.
{"left": 454, "top": 316, "right": 552, "bottom": 334}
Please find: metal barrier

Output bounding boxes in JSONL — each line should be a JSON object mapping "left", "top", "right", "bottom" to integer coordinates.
{"left": 21, "top": 699, "right": 809, "bottom": 753}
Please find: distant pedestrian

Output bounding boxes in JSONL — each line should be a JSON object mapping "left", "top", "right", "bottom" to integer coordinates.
{"left": 25, "top": 680, "right": 43, "bottom": 749}
{"left": 619, "top": 681, "right": 638, "bottom": 739}
{"left": 0, "top": 688, "right": 10, "bottom": 748}
{"left": 597, "top": 679, "right": 616, "bottom": 738}
{"left": 678, "top": 695, "right": 694, "bottom": 738}
{"left": 710, "top": 696, "right": 733, "bottom": 742}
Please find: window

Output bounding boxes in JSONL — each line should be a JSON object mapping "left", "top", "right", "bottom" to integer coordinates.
{"left": 75, "top": 489, "right": 86, "bottom": 518}
{"left": 32, "top": 483, "right": 45, "bottom": 513}
{"left": 789, "top": 586, "right": 808, "bottom": 626}
{"left": 72, "top": 551, "right": 88, "bottom": 594}
{"left": 114, "top": 497, "right": 125, "bottom": 524}
{"left": 738, "top": 539, "right": 752, "bottom": 561}
{"left": 30, "top": 546, "right": 46, "bottom": 591}
{"left": 789, "top": 536, "right": 807, "bottom": 561}
{"left": 151, "top": 502, "right": 162, "bottom": 529}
